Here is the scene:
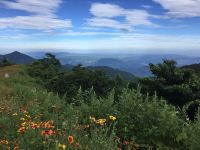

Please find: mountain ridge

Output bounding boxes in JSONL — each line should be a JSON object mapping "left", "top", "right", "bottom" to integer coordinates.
{"left": 0, "top": 51, "right": 35, "bottom": 64}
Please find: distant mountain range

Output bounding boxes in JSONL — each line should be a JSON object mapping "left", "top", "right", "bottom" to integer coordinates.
{"left": 1, "top": 51, "right": 200, "bottom": 77}
{"left": 93, "top": 55, "right": 200, "bottom": 76}
{"left": 0, "top": 51, "right": 35, "bottom": 64}
{"left": 0, "top": 51, "right": 137, "bottom": 80}
{"left": 63, "top": 64, "right": 137, "bottom": 81}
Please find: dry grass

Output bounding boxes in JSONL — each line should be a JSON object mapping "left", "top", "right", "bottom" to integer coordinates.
{"left": 0, "top": 65, "right": 21, "bottom": 78}
{"left": 0, "top": 65, "right": 21, "bottom": 100}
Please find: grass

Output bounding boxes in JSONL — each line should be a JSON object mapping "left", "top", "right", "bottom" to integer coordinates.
{"left": 0, "top": 65, "right": 21, "bottom": 78}
{"left": 0, "top": 66, "right": 120, "bottom": 150}
{"left": 0, "top": 65, "right": 21, "bottom": 99}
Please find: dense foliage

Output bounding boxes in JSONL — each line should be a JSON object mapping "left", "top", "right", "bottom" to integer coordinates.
{"left": 27, "top": 54, "right": 128, "bottom": 103}
{"left": 140, "top": 60, "right": 200, "bottom": 120}
{"left": 181, "top": 63, "right": 200, "bottom": 75}
{"left": 0, "top": 54, "right": 200, "bottom": 149}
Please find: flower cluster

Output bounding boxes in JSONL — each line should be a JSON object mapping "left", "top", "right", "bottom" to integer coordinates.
{"left": 90, "top": 115, "right": 117, "bottom": 126}
{"left": 17, "top": 111, "right": 56, "bottom": 136}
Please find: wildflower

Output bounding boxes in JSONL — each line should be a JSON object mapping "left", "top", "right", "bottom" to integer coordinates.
{"left": 89, "top": 116, "right": 96, "bottom": 122}
{"left": 14, "top": 145, "right": 19, "bottom": 150}
{"left": 41, "top": 130, "right": 56, "bottom": 136}
{"left": 0, "top": 140, "right": 9, "bottom": 145}
{"left": 24, "top": 114, "right": 31, "bottom": 119}
{"left": 30, "top": 122, "right": 40, "bottom": 129}
{"left": 12, "top": 113, "right": 18, "bottom": 116}
{"left": 17, "top": 127, "right": 26, "bottom": 133}
{"left": 58, "top": 143, "right": 66, "bottom": 149}
{"left": 43, "top": 120, "right": 54, "bottom": 129}
{"left": 68, "top": 135, "right": 74, "bottom": 144}
{"left": 96, "top": 119, "right": 106, "bottom": 126}
{"left": 109, "top": 115, "right": 117, "bottom": 121}
{"left": 52, "top": 105, "right": 56, "bottom": 108}
{"left": 21, "top": 122, "right": 27, "bottom": 127}
{"left": 20, "top": 118, "right": 25, "bottom": 121}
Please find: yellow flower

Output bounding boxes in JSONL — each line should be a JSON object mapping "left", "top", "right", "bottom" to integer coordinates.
{"left": 89, "top": 116, "right": 96, "bottom": 122}
{"left": 12, "top": 113, "right": 18, "bottom": 116}
{"left": 25, "top": 114, "right": 31, "bottom": 118}
{"left": 21, "top": 122, "right": 27, "bottom": 127}
{"left": 20, "top": 118, "right": 25, "bottom": 121}
{"left": 109, "top": 115, "right": 117, "bottom": 121}
{"left": 96, "top": 119, "right": 106, "bottom": 126}
{"left": 58, "top": 143, "right": 66, "bottom": 149}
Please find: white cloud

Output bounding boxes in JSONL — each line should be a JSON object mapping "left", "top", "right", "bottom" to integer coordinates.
{"left": 90, "top": 3, "right": 124, "bottom": 18}
{"left": 153, "top": 0, "right": 200, "bottom": 18}
{"left": 0, "top": 0, "right": 72, "bottom": 31}
{"left": 0, "top": 16, "right": 72, "bottom": 31}
{"left": 0, "top": 0, "right": 62, "bottom": 16}
{"left": 87, "top": 3, "right": 157, "bottom": 31}
{"left": 87, "top": 18, "right": 132, "bottom": 32}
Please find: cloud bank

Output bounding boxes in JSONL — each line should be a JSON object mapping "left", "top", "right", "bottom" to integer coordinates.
{"left": 0, "top": 0, "right": 72, "bottom": 32}
{"left": 87, "top": 3, "right": 158, "bottom": 31}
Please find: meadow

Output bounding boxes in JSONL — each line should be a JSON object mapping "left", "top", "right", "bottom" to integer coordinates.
{"left": 0, "top": 63, "right": 200, "bottom": 150}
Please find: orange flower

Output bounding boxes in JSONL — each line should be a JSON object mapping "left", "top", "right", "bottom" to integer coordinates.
{"left": 68, "top": 135, "right": 74, "bottom": 144}
{"left": 0, "top": 140, "right": 9, "bottom": 145}
{"left": 43, "top": 120, "right": 54, "bottom": 129}
{"left": 30, "top": 122, "right": 40, "bottom": 129}
{"left": 14, "top": 145, "right": 19, "bottom": 150}
{"left": 41, "top": 130, "right": 56, "bottom": 136}
{"left": 17, "top": 127, "right": 26, "bottom": 133}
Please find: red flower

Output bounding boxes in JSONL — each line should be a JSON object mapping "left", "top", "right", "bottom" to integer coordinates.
{"left": 41, "top": 130, "right": 56, "bottom": 136}
{"left": 68, "top": 135, "right": 74, "bottom": 144}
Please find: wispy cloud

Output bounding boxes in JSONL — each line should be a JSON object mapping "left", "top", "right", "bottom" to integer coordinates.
{"left": 87, "top": 3, "right": 158, "bottom": 31}
{"left": 153, "top": 0, "right": 200, "bottom": 18}
{"left": 0, "top": 0, "right": 72, "bottom": 32}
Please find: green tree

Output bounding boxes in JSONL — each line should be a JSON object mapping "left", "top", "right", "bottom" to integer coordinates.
{"left": 140, "top": 60, "right": 200, "bottom": 108}
{"left": 26, "top": 53, "right": 61, "bottom": 88}
{"left": 0, "top": 57, "right": 13, "bottom": 67}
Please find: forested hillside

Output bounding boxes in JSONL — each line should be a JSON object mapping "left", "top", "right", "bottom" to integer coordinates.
{"left": 0, "top": 54, "right": 200, "bottom": 150}
{"left": 182, "top": 63, "right": 200, "bottom": 75}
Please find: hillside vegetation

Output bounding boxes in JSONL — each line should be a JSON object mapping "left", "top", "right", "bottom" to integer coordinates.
{"left": 0, "top": 54, "right": 200, "bottom": 150}
{"left": 182, "top": 63, "right": 200, "bottom": 75}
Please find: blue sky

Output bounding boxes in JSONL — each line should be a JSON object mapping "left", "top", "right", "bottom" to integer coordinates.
{"left": 0, "top": 0, "right": 200, "bottom": 54}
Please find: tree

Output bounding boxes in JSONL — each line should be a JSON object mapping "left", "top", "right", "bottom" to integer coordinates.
{"left": 0, "top": 57, "right": 13, "bottom": 67}
{"left": 26, "top": 53, "right": 61, "bottom": 88}
{"left": 140, "top": 60, "right": 200, "bottom": 108}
